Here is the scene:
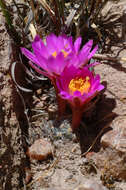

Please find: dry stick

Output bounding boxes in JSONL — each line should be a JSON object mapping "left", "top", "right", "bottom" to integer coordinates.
{"left": 38, "top": 0, "right": 57, "bottom": 25}
{"left": 93, "top": 53, "right": 126, "bottom": 63}
{"left": 30, "top": 0, "right": 37, "bottom": 21}
{"left": 60, "top": 0, "right": 65, "bottom": 26}
{"left": 53, "top": 0, "right": 61, "bottom": 34}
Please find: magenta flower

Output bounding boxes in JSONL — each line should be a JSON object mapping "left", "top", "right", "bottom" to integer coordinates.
{"left": 70, "top": 39, "right": 98, "bottom": 68}
{"left": 56, "top": 65, "right": 104, "bottom": 131}
{"left": 21, "top": 34, "right": 98, "bottom": 78}
{"left": 21, "top": 34, "right": 74, "bottom": 78}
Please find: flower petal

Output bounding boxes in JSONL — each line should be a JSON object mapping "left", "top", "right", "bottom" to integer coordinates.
{"left": 91, "top": 74, "right": 101, "bottom": 90}
{"left": 60, "top": 91, "right": 71, "bottom": 99}
{"left": 21, "top": 47, "right": 39, "bottom": 65}
{"left": 83, "top": 40, "right": 93, "bottom": 52}
{"left": 32, "top": 36, "right": 49, "bottom": 58}
{"left": 28, "top": 61, "right": 50, "bottom": 78}
{"left": 46, "top": 33, "right": 59, "bottom": 53}
{"left": 87, "top": 62, "right": 100, "bottom": 68}
{"left": 97, "top": 84, "right": 104, "bottom": 91}
{"left": 88, "top": 45, "right": 98, "bottom": 59}
{"left": 47, "top": 53, "right": 67, "bottom": 75}
{"left": 31, "top": 50, "right": 48, "bottom": 71}
{"left": 74, "top": 37, "right": 82, "bottom": 53}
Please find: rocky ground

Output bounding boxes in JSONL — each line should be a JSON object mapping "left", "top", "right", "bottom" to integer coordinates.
{"left": 0, "top": 0, "right": 126, "bottom": 190}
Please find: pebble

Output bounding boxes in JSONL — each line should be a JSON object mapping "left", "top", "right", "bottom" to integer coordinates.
{"left": 87, "top": 118, "right": 126, "bottom": 180}
{"left": 26, "top": 139, "right": 53, "bottom": 161}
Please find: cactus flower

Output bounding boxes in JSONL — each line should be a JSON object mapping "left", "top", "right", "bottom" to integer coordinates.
{"left": 21, "top": 34, "right": 74, "bottom": 78}
{"left": 21, "top": 34, "right": 98, "bottom": 78}
{"left": 56, "top": 65, "right": 104, "bottom": 131}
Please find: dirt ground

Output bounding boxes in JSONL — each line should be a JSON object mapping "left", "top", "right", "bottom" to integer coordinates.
{"left": 0, "top": 0, "right": 126, "bottom": 190}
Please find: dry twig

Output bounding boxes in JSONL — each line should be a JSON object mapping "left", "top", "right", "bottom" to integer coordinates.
{"left": 93, "top": 53, "right": 126, "bottom": 63}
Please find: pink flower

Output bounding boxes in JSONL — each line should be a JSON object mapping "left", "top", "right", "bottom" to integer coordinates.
{"left": 21, "top": 34, "right": 74, "bottom": 78}
{"left": 70, "top": 39, "right": 98, "bottom": 68}
{"left": 21, "top": 34, "right": 98, "bottom": 78}
{"left": 56, "top": 65, "right": 104, "bottom": 131}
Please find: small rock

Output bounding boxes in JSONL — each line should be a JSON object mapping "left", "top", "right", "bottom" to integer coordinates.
{"left": 101, "top": 119, "right": 126, "bottom": 180}
{"left": 74, "top": 180, "right": 107, "bottom": 190}
{"left": 88, "top": 118, "right": 126, "bottom": 180}
{"left": 26, "top": 139, "right": 53, "bottom": 161}
{"left": 101, "top": 123, "right": 126, "bottom": 180}
{"left": 101, "top": 119, "right": 126, "bottom": 153}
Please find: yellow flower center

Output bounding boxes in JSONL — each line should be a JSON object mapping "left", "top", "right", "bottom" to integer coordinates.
{"left": 52, "top": 49, "right": 68, "bottom": 58}
{"left": 52, "top": 51, "right": 57, "bottom": 57}
{"left": 68, "top": 76, "right": 91, "bottom": 95}
{"left": 61, "top": 49, "right": 68, "bottom": 58}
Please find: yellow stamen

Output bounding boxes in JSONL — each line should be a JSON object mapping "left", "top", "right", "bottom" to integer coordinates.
{"left": 61, "top": 49, "right": 68, "bottom": 57}
{"left": 68, "top": 76, "right": 90, "bottom": 95}
{"left": 52, "top": 51, "right": 57, "bottom": 57}
{"left": 52, "top": 49, "right": 68, "bottom": 58}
